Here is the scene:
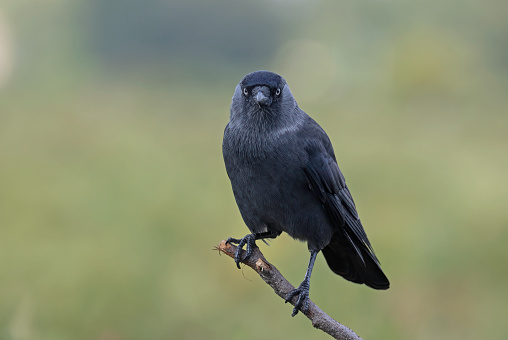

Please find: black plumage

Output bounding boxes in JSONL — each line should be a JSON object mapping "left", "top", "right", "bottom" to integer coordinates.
{"left": 222, "top": 71, "right": 389, "bottom": 316}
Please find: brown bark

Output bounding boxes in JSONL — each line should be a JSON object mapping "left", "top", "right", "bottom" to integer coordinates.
{"left": 216, "top": 240, "right": 363, "bottom": 340}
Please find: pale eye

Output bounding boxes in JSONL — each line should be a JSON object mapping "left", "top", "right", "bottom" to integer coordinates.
{"left": 275, "top": 88, "right": 281, "bottom": 96}
{"left": 243, "top": 88, "right": 248, "bottom": 96}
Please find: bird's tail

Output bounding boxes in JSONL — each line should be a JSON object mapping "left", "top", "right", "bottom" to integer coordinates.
{"left": 322, "top": 231, "right": 389, "bottom": 290}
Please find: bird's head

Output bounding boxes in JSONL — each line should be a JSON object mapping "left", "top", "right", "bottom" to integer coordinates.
{"left": 240, "top": 71, "right": 285, "bottom": 108}
{"left": 230, "top": 71, "right": 299, "bottom": 126}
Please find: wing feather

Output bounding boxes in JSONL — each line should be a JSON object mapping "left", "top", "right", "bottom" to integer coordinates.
{"left": 304, "top": 147, "right": 379, "bottom": 265}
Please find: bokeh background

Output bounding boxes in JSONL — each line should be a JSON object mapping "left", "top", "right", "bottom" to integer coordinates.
{"left": 1, "top": 0, "right": 507, "bottom": 339}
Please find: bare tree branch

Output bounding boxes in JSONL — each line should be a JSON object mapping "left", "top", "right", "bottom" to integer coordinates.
{"left": 216, "top": 240, "right": 363, "bottom": 340}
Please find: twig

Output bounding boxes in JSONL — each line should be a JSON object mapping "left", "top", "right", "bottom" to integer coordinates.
{"left": 216, "top": 240, "right": 363, "bottom": 340}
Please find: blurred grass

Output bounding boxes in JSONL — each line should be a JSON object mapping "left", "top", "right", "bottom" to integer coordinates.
{"left": 1, "top": 0, "right": 508, "bottom": 339}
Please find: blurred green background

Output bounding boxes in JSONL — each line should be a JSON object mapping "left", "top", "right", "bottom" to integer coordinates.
{"left": 0, "top": 0, "right": 507, "bottom": 339}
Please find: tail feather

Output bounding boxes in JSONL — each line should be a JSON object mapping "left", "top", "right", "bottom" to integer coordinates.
{"left": 322, "top": 231, "right": 389, "bottom": 290}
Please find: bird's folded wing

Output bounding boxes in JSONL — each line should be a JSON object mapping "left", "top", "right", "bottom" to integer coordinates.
{"left": 304, "top": 148, "right": 379, "bottom": 265}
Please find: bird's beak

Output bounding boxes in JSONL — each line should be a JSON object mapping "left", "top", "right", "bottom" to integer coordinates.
{"left": 255, "top": 91, "right": 270, "bottom": 106}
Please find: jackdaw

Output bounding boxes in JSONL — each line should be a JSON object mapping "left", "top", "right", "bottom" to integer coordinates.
{"left": 223, "top": 70, "right": 389, "bottom": 316}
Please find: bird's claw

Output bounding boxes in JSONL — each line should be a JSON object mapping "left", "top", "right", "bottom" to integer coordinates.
{"left": 226, "top": 234, "right": 257, "bottom": 269}
{"left": 285, "top": 280, "right": 310, "bottom": 317}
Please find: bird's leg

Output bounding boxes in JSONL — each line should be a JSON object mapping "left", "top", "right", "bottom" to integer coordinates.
{"left": 226, "top": 230, "right": 281, "bottom": 269}
{"left": 285, "top": 249, "right": 319, "bottom": 316}
{"left": 225, "top": 234, "right": 256, "bottom": 269}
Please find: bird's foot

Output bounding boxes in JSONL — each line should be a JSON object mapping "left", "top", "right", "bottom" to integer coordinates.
{"left": 225, "top": 234, "right": 257, "bottom": 269}
{"left": 285, "top": 279, "right": 310, "bottom": 317}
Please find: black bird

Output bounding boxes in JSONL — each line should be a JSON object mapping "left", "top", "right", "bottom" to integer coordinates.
{"left": 223, "top": 71, "right": 389, "bottom": 316}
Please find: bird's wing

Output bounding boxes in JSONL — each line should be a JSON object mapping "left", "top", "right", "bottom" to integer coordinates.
{"left": 304, "top": 147, "right": 379, "bottom": 265}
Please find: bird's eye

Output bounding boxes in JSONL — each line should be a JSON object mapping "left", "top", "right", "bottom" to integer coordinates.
{"left": 275, "top": 88, "right": 281, "bottom": 96}
{"left": 243, "top": 88, "right": 248, "bottom": 96}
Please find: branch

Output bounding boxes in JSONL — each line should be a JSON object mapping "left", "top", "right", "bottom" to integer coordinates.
{"left": 216, "top": 240, "right": 363, "bottom": 340}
